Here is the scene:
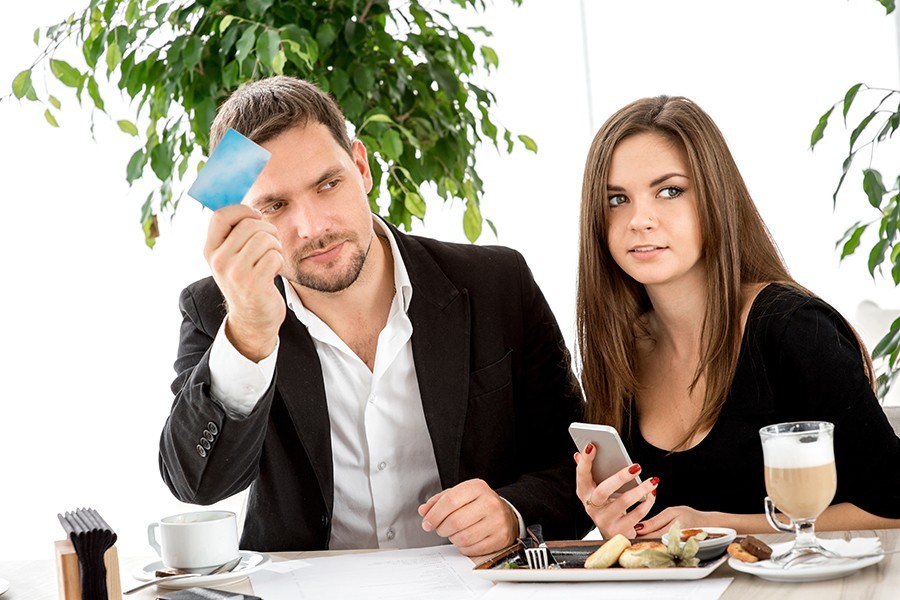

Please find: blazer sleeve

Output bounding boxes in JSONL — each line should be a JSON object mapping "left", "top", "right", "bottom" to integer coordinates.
{"left": 493, "top": 251, "right": 594, "bottom": 540}
{"left": 776, "top": 295, "right": 900, "bottom": 518}
{"left": 158, "top": 283, "right": 275, "bottom": 504}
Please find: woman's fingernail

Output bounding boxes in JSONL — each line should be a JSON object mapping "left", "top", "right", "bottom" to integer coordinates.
{"left": 650, "top": 477, "right": 660, "bottom": 486}
{"left": 634, "top": 523, "right": 644, "bottom": 531}
{"left": 585, "top": 443, "right": 594, "bottom": 455}
{"left": 628, "top": 464, "right": 641, "bottom": 475}
{"left": 651, "top": 489, "right": 657, "bottom": 497}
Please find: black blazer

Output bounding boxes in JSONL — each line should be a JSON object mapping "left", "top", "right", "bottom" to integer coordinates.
{"left": 159, "top": 224, "right": 591, "bottom": 551}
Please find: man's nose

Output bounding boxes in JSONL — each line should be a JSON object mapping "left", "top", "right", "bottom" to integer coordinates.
{"left": 288, "top": 201, "right": 330, "bottom": 240}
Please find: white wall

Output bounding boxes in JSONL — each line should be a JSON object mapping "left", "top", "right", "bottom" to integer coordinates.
{"left": 1, "top": 0, "right": 897, "bottom": 561}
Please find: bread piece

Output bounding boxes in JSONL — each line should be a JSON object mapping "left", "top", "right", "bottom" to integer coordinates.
{"left": 726, "top": 542, "right": 759, "bottom": 563}
{"left": 739, "top": 535, "right": 773, "bottom": 560}
{"left": 618, "top": 541, "right": 675, "bottom": 568}
{"left": 584, "top": 534, "right": 632, "bottom": 569}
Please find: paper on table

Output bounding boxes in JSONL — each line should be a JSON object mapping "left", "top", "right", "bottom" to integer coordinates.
{"left": 481, "top": 577, "right": 733, "bottom": 600}
{"left": 249, "top": 545, "right": 493, "bottom": 600}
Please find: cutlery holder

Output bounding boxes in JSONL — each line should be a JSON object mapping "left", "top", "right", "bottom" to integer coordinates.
{"left": 55, "top": 539, "right": 122, "bottom": 600}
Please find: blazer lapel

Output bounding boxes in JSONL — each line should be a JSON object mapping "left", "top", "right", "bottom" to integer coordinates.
{"left": 394, "top": 229, "right": 471, "bottom": 489}
{"left": 273, "top": 279, "right": 334, "bottom": 514}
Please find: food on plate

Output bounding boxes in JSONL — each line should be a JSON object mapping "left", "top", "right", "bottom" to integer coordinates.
{"left": 153, "top": 567, "right": 191, "bottom": 577}
{"left": 679, "top": 528, "right": 728, "bottom": 542}
{"left": 584, "top": 534, "right": 631, "bottom": 568}
{"left": 618, "top": 541, "right": 676, "bottom": 568}
{"left": 739, "top": 535, "right": 773, "bottom": 560}
{"left": 727, "top": 542, "right": 759, "bottom": 563}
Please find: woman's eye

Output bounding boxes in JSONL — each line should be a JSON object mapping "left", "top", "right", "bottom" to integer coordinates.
{"left": 261, "top": 200, "right": 286, "bottom": 215}
{"left": 608, "top": 194, "right": 627, "bottom": 207}
{"left": 659, "top": 186, "right": 683, "bottom": 199}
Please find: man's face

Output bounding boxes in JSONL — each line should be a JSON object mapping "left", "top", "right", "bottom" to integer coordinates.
{"left": 244, "top": 122, "right": 375, "bottom": 293}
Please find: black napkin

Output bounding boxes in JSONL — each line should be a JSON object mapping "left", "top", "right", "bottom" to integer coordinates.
{"left": 57, "top": 507, "right": 117, "bottom": 600}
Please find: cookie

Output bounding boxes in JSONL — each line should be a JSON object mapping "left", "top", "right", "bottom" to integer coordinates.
{"left": 739, "top": 535, "right": 773, "bottom": 560}
{"left": 727, "top": 541, "right": 759, "bottom": 563}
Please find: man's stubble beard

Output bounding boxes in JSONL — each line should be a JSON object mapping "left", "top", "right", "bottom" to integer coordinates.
{"left": 284, "top": 231, "right": 372, "bottom": 293}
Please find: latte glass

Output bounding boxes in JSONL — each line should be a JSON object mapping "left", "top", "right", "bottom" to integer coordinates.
{"left": 759, "top": 421, "right": 837, "bottom": 564}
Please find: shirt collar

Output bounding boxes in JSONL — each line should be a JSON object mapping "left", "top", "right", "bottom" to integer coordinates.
{"left": 282, "top": 215, "right": 413, "bottom": 326}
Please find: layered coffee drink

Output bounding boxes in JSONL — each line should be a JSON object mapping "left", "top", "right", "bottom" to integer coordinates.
{"left": 763, "top": 434, "right": 836, "bottom": 521}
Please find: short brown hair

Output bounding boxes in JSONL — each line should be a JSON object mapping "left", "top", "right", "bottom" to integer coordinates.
{"left": 209, "top": 76, "right": 352, "bottom": 154}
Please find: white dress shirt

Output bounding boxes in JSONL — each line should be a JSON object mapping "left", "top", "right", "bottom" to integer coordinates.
{"left": 208, "top": 218, "right": 444, "bottom": 549}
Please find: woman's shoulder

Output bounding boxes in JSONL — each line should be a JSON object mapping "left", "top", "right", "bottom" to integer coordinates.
{"left": 748, "top": 282, "right": 834, "bottom": 322}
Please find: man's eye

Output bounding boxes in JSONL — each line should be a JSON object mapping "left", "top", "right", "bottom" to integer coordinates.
{"left": 261, "top": 201, "right": 286, "bottom": 215}
{"left": 659, "top": 186, "right": 683, "bottom": 199}
{"left": 608, "top": 194, "right": 627, "bottom": 207}
{"left": 320, "top": 179, "right": 339, "bottom": 191}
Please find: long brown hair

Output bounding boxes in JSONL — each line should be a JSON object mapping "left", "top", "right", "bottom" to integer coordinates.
{"left": 576, "top": 96, "right": 824, "bottom": 448}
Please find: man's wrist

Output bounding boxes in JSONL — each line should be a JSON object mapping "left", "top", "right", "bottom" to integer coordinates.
{"left": 224, "top": 318, "right": 277, "bottom": 362}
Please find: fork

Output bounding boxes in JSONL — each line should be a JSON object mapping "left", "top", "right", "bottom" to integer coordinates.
{"left": 524, "top": 546, "right": 550, "bottom": 570}
{"left": 780, "top": 548, "right": 900, "bottom": 568}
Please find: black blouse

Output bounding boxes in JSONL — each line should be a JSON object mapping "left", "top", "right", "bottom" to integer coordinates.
{"left": 626, "top": 283, "right": 900, "bottom": 519}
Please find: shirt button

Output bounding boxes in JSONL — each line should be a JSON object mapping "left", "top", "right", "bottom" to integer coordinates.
{"left": 196, "top": 444, "right": 207, "bottom": 458}
{"left": 386, "top": 529, "right": 395, "bottom": 541}
{"left": 368, "top": 394, "right": 376, "bottom": 404}
{"left": 378, "top": 461, "right": 387, "bottom": 471}
{"left": 207, "top": 422, "right": 219, "bottom": 435}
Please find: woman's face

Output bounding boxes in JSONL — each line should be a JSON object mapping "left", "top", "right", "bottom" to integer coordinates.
{"left": 605, "top": 131, "right": 704, "bottom": 291}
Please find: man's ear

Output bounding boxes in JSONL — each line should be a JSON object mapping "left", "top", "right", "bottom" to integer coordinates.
{"left": 351, "top": 139, "right": 373, "bottom": 194}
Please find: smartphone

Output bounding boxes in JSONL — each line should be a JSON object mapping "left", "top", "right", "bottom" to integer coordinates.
{"left": 569, "top": 422, "right": 641, "bottom": 493}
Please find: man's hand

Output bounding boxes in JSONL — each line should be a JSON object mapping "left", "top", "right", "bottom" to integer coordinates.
{"left": 204, "top": 204, "right": 285, "bottom": 361}
{"left": 417, "top": 479, "right": 518, "bottom": 556}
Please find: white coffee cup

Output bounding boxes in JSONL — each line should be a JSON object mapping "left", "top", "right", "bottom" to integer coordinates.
{"left": 147, "top": 510, "right": 239, "bottom": 570}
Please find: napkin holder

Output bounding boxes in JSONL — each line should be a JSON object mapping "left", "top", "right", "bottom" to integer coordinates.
{"left": 55, "top": 539, "right": 122, "bottom": 600}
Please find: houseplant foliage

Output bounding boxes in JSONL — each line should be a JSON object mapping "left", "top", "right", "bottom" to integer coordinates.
{"left": 10, "top": 0, "right": 533, "bottom": 246}
{"left": 809, "top": 0, "right": 899, "bottom": 398}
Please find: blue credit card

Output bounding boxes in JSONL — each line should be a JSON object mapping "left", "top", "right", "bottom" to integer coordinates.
{"left": 188, "top": 128, "right": 272, "bottom": 210}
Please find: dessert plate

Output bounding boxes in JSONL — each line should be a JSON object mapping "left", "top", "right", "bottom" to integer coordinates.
{"left": 728, "top": 538, "right": 884, "bottom": 583}
{"left": 0, "top": 577, "right": 9, "bottom": 596}
{"left": 661, "top": 527, "right": 736, "bottom": 560}
{"left": 131, "top": 550, "right": 270, "bottom": 589}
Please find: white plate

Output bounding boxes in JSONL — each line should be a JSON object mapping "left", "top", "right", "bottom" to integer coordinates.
{"left": 475, "top": 554, "right": 729, "bottom": 582}
{"left": 661, "top": 527, "right": 737, "bottom": 560}
{"left": 727, "top": 540, "right": 884, "bottom": 583}
{"left": 0, "top": 578, "right": 9, "bottom": 596}
{"left": 132, "top": 550, "right": 270, "bottom": 589}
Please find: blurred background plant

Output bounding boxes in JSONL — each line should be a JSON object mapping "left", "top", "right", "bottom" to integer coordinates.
{"left": 810, "top": 0, "right": 900, "bottom": 399}
{"left": 9, "top": 0, "right": 534, "bottom": 246}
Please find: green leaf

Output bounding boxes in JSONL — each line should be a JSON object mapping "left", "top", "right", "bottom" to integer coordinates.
{"left": 868, "top": 238, "right": 889, "bottom": 276}
{"left": 863, "top": 169, "right": 886, "bottom": 208}
{"left": 246, "top": 0, "right": 275, "bottom": 16}
{"left": 183, "top": 36, "right": 203, "bottom": 72}
{"left": 877, "top": 0, "right": 896, "bottom": 15}
{"left": 126, "top": 148, "right": 146, "bottom": 184}
{"left": 840, "top": 224, "right": 868, "bottom": 259}
{"left": 810, "top": 106, "right": 833, "bottom": 148}
{"left": 125, "top": 0, "right": 139, "bottom": 24}
{"left": 86, "top": 77, "right": 105, "bottom": 111}
{"left": 480, "top": 45, "right": 499, "bottom": 69}
{"left": 256, "top": 29, "right": 281, "bottom": 71}
{"left": 50, "top": 59, "right": 83, "bottom": 88}
{"left": 381, "top": 129, "right": 403, "bottom": 161}
{"left": 351, "top": 63, "right": 375, "bottom": 91}
{"left": 518, "top": 134, "right": 538, "bottom": 153}
{"left": 463, "top": 201, "right": 483, "bottom": 242}
{"left": 220, "top": 15, "right": 237, "bottom": 33}
{"left": 404, "top": 191, "right": 426, "bottom": 218}
{"left": 330, "top": 68, "right": 350, "bottom": 99}
{"left": 33, "top": 27, "right": 39, "bottom": 45}
{"left": 118, "top": 119, "right": 139, "bottom": 136}
{"left": 44, "top": 109, "right": 59, "bottom": 127}
{"left": 235, "top": 25, "right": 258, "bottom": 63}
{"left": 272, "top": 50, "right": 287, "bottom": 75}
{"left": 316, "top": 23, "right": 337, "bottom": 50}
{"left": 873, "top": 318, "right": 900, "bottom": 358}
{"left": 850, "top": 112, "right": 876, "bottom": 149}
{"left": 106, "top": 41, "right": 122, "bottom": 74}
{"left": 842, "top": 83, "right": 863, "bottom": 123}
{"left": 12, "top": 69, "right": 33, "bottom": 99}
{"left": 48, "top": 95, "right": 61, "bottom": 109}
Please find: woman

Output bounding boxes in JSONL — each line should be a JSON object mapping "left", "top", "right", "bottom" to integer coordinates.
{"left": 575, "top": 95, "right": 900, "bottom": 538}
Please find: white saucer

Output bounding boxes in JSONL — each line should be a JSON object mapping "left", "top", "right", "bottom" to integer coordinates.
{"left": 0, "top": 578, "right": 9, "bottom": 596}
{"left": 728, "top": 539, "right": 884, "bottom": 583}
{"left": 132, "top": 551, "right": 270, "bottom": 589}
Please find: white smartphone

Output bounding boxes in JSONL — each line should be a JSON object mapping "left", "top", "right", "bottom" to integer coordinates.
{"left": 569, "top": 422, "right": 641, "bottom": 493}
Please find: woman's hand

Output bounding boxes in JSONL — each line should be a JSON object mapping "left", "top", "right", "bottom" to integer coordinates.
{"left": 576, "top": 443, "right": 660, "bottom": 538}
{"left": 634, "top": 506, "right": 711, "bottom": 538}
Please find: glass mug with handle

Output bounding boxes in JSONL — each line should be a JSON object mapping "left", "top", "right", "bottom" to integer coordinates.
{"left": 759, "top": 421, "right": 838, "bottom": 564}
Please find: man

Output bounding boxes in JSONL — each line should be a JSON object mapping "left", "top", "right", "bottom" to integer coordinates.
{"left": 159, "top": 76, "right": 588, "bottom": 555}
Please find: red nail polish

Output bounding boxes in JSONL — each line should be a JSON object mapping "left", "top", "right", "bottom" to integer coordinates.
{"left": 651, "top": 489, "right": 657, "bottom": 497}
{"left": 650, "top": 477, "right": 660, "bottom": 486}
{"left": 628, "top": 464, "right": 641, "bottom": 475}
{"left": 634, "top": 523, "right": 644, "bottom": 531}
{"left": 585, "top": 443, "right": 594, "bottom": 455}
